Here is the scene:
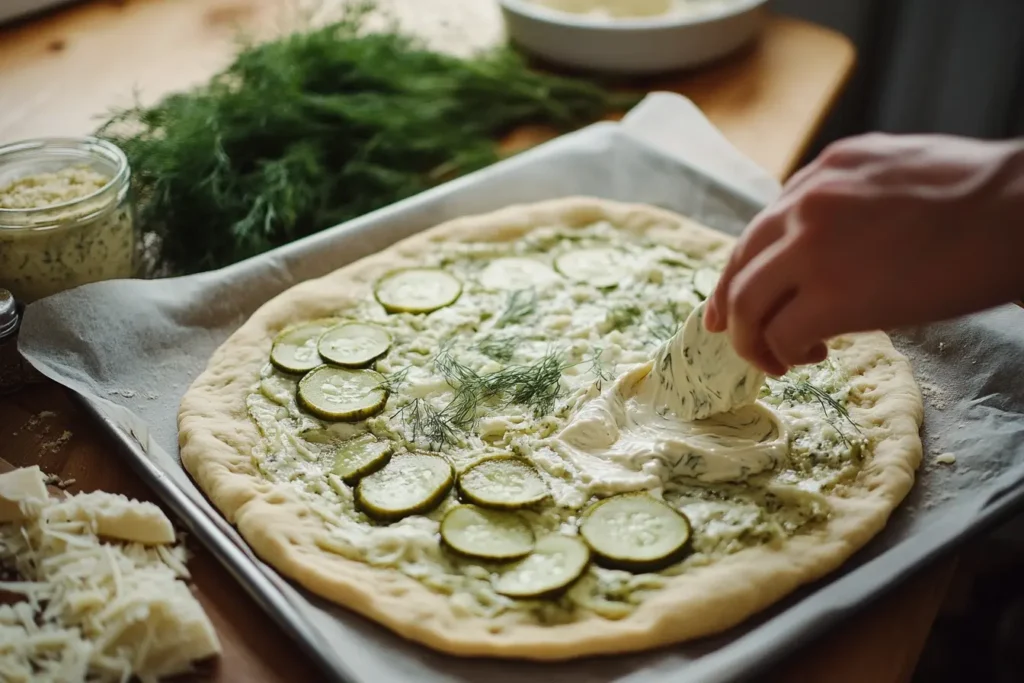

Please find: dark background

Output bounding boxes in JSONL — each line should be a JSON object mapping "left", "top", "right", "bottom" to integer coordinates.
{"left": 779, "top": 0, "right": 1024, "bottom": 152}
{"left": 777, "top": 2, "right": 1024, "bottom": 680}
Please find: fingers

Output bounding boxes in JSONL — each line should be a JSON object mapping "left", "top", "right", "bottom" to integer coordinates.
{"left": 706, "top": 137, "right": 876, "bottom": 333}
{"left": 763, "top": 294, "right": 834, "bottom": 372}
{"left": 725, "top": 236, "right": 800, "bottom": 376}
{"left": 705, "top": 208, "right": 786, "bottom": 332}
{"left": 803, "top": 342, "right": 829, "bottom": 365}
{"left": 781, "top": 137, "right": 880, "bottom": 197}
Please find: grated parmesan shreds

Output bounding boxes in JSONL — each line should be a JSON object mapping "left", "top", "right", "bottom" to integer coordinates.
{"left": 0, "top": 468, "right": 220, "bottom": 682}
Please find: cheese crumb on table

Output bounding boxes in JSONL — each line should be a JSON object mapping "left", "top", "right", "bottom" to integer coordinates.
{"left": 0, "top": 467, "right": 220, "bottom": 682}
{"left": 935, "top": 452, "right": 957, "bottom": 465}
{"left": 0, "top": 465, "right": 49, "bottom": 522}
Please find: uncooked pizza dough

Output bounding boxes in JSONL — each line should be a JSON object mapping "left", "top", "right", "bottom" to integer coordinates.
{"left": 179, "top": 197, "right": 923, "bottom": 659}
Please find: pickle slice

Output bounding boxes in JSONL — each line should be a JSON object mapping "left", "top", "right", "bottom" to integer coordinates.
{"left": 332, "top": 434, "right": 393, "bottom": 485}
{"left": 318, "top": 322, "right": 391, "bottom": 367}
{"left": 554, "top": 248, "right": 629, "bottom": 288}
{"left": 494, "top": 534, "right": 590, "bottom": 599}
{"left": 374, "top": 268, "right": 462, "bottom": 314}
{"left": 579, "top": 493, "right": 691, "bottom": 572}
{"left": 297, "top": 366, "right": 388, "bottom": 421}
{"left": 269, "top": 319, "right": 336, "bottom": 373}
{"left": 440, "top": 505, "right": 534, "bottom": 561}
{"left": 355, "top": 453, "right": 453, "bottom": 522}
{"left": 478, "top": 258, "right": 560, "bottom": 291}
{"left": 457, "top": 456, "right": 549, "bottom": 510}
{"left": 693, "top": 268, "right": 720, "bottom": 299}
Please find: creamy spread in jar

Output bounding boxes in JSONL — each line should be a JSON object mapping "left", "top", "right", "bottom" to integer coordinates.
{"left": 0, "top": 138, "right": 137, "bottom": 303}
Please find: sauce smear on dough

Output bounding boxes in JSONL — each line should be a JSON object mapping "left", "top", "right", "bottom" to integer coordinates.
{"left": 556, "top": 303, "right": 788, "bottom": 494}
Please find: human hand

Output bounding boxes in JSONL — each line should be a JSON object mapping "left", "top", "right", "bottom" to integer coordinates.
{"left": 703, "top": 133, "right": 1024, "bottom": 376}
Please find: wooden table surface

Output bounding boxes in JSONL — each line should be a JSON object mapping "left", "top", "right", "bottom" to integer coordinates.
{"left": 0, "top": 1, "right": 954, "bottom": 682}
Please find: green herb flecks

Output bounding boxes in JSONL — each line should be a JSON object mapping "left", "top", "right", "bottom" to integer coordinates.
{"left": 586, "top": 346, "right": 613, "bottom": 382}
{"left": 606, "top": 304, "right": 642, "bottom": 332}
{"left": 781, "top": 380, "right": 864, "bottom": 445}
{"left": 393, "top": 348, "right": 567, "bottom": 448}
{"left": 494, "top": 289, "right": 538, "bottom": 329}
{"left": 474, "top": 335, "right": 517, "bottom": 363}
{"left": 98, "top": 6, "right": 637, "bottom": 275}
{"left": 377, "top": 366, "right": 411, "bottom": 393}
{"left": 393, "top": 398, "right": 462, "bottom": 450}
{"left": 647, "top": 309, "right": 681, "bottom": 342}
{"left": 437, "top": 349, "right": 567, "bottom": 419}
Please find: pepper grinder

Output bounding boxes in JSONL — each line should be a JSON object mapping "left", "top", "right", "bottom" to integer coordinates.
{"left": 0, "top": 288, "right": 28, "bottom": 394}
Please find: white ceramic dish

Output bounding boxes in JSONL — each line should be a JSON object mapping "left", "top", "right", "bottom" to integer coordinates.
{"left": 498, "top": 0, "right": 770, "bottom": 75}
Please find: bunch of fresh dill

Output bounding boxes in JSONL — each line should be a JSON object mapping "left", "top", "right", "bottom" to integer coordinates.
{"left": 391, "top": 348, "right": 567, "bottom": 449}
{"left": 99, "top": 6, "right": 638, "bottom": 274}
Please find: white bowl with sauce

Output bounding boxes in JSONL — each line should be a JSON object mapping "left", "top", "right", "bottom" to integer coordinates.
{"left": 498, "top": 0, "right": 770, "bottom": 75}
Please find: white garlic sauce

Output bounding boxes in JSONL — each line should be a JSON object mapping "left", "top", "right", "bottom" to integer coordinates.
{"left": 555, "top": 303, "right": 787, "bottom": 495}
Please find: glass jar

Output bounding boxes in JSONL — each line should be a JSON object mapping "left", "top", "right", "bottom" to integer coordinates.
{"left": 0, "top": 137, "right": 138, "bottom": 304}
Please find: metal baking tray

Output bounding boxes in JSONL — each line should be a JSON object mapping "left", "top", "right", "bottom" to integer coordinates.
{"left": 19, "top": 94, "right": 1024, "bottom": 683}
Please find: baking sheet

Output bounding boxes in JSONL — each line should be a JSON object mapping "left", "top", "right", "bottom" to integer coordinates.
{"left": 18, "top": 93, "right": 1024, "bottom": 683}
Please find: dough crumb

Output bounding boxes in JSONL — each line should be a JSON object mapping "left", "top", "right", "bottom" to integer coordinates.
{"left": 41, "top": 430, "right": 73, "bottom": 454}
{"left": 918, "top": 380, "right": 950, "bottom": 411}
{"left": 936, "top": 453, "right": 957, "bottom": 465}
{"left": 43, "top": 473, "right": 77, "bottom": 489}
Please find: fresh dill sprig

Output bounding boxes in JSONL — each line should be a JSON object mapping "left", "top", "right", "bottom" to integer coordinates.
{"left": 392, "top": 398, "right": 461, "bottom": 449}
{"left": 433, "top": 350, "right": 479, "bottom": 387}
{"left": 98, "top": 6, "right": 637, "bottom": 275}
{"left": 489, "top": 352, "right": 566, "bottom": 415}
{"left": 474, "top": 334, "right": 517, "bottom": 363}
{"left": 647, "top": 309, "right": 681, "bottom": 342}
{"left": 377, "top": 366, "right": 411, "bottom": 393}
{"left": 606, "top": 304, "right": 642, "bottom": 332}
{"left": 390, "top": 347, "right": 568, "bottom": 449}
{"left": 586, "top": 346, "right": 613, "bottom": 381}
{"left": 494, "top": 289, "right": 538, "bottom": 329}
{"left": 438, "top": 347, "right": 567, "bottom": 425}
{"left": 782, "top": 380, "right": 863, "bottom": 443}
{"left": 433, "top": 351, "right": 482, "bottom": 430}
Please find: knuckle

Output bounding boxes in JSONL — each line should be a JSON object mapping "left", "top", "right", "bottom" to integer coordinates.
{"left": 792, "top": 181, "right": 851, "bottom": 233}
{"left": 796, "top": 266, "right": 844, "bottom": 308}
{"left": 855, "top": 131, "right": 896, "bottom": 146}
{"left": 730, "top": 330, "right": 762, "bottom": 366}
{"left": 818, "top": 140, "right": 856, "bottom": 167}
{"left": 728, "top": 281, "right": 758, "bottom": 321}
{"left": 818, "top": 132, "right": 893, "bottom": 168}
{"left": 764, "top": 325, "right": 802, "bottom": 367}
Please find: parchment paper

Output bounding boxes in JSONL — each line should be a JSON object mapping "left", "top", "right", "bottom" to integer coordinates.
{"left": 17, "top": 93, "right": 1024, "bottom": 683}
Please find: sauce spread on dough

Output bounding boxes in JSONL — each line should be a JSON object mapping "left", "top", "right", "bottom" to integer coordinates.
{"left": 245, "top": 221, "right": 863, "bottom": 624}
{"left": 557, "top": 303, "right": 787, "bottom": 495}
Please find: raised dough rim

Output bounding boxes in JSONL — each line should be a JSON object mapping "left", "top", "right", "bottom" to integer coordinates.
{"left": 178, "top": 196, "right": 923, "bottom": 660}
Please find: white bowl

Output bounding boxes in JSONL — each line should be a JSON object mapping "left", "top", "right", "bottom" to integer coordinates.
{"left": 498, "top": 0, "right": 770, "bottom": 75}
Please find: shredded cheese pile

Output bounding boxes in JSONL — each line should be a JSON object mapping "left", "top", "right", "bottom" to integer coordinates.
{"left": 0, "top": 467, "right": 220, "bottom": 682}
